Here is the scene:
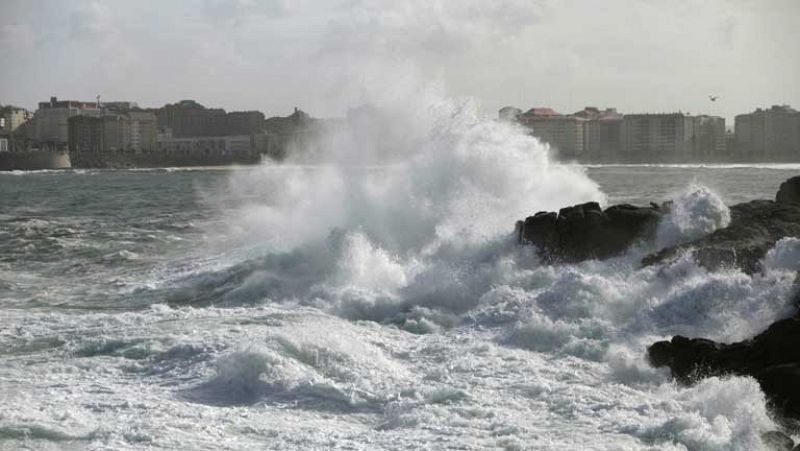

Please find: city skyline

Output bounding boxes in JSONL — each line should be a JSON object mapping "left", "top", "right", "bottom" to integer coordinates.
{"left": 4, "top": 93, "right": 798, "bottom": 167}
{"left": 2, "top": 93, "right": 796, "bottom": 126}
{"left": 1, "top": 0, "right": 799, "bottom": 123}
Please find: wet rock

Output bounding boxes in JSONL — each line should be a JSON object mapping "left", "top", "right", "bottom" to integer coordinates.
{"left": 777, "top": 176, "right": 800, "bottom": 205}
{"left": 642, "top": 199, "right": 800, "bottom": 274}
{"left": 757, "top": 364, "right": 800, "bottom": 420}
{"left": 762, "top": 430, "right": 794, "bottom": 451}
{"left": 519, "top": 175, "right": 800, "bottom": 271}
{"left": 647, "top": 315, "right": 800, "bottom": 418}
{"left": 516, "top": 202, "right": 662, "bottom": 263}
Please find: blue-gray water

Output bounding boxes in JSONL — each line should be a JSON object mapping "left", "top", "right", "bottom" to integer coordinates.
{"left": 1, "top": 164, "right": 799, "bottom": 450}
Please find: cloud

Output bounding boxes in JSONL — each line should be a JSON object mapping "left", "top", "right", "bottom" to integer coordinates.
{"left": 68, "top": 1, "right": 115, "bottom": 41}
{"left": 316, "top": 0, "right": 549, "bottom": 60}
{"left": 0, "top": 22, "right": 35, "bottom": 52}
{"left": 202, "top": 0, "right": 289, "bottom": 25}
{"left": 0, "top": 0, "right": 797, "bottom": 121}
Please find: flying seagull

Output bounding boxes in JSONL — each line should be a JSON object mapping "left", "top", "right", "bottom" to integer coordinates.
{"left": 709, "top": 95, "right": 719, "bottom": 102}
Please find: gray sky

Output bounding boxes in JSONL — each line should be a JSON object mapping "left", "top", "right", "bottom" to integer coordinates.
{"left": 1, "top": 0, "right": 798, "bottom": 122}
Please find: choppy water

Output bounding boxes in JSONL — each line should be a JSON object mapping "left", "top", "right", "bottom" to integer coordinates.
{"left": 2, "top": 136, "right": 800, "bottom": 447}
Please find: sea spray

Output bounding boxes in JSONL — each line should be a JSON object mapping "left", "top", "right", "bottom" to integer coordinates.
{"left": 656, "top": 183, "right": 730, "bottom": 249}
{"left": 209, "top": 83, "right": 604, "bottom": 253}
{"left": 192, "top": 82, "right": 605, "bottom": 321}
{"left": 763, "top": 237, "right": 800, "bottom": 273}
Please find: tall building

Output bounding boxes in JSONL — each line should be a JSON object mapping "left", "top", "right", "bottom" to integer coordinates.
{"left": 69, "top": 111, "right": 157, "bottom": 166}
{"left": 517, "top": 108, "right": 585, "bottom": 158}
{"left": 155, "top": 100, "right": 226, "bottom": 137}
{"left": 574, "top": 107, "right": 623, "bottom": 161}
{"left": 622, "top": 113, "right": 695, "bottom": 162}
{"left": 31, "top": 97, "right": 101, "bottom": 150}
{"left": 226, "top": 111, "right": 266, "bottom": 135}
{"left": 68, "top": 115, "right": 106, "bottom": 160}
{"left": 0, "top": 106, "right": 31, "bottom": 134}
{"left": 154, "top": 100, "right": 265, "bottom": 137}
{"left": 735, "top": 105, "right": 800, "bottom": 160}
{"left": 692, "top": 115, "right": 726, "bottom": 159}
{"left": 0, "top": 106, "right": 31, "bottom": 153}
{"left": 127, "top": 111, "right": 158, "bottom": 153}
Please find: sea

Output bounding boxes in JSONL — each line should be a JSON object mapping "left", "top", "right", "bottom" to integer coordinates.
{"left": 3, "top": 108, "right": 800, "bottom": 451}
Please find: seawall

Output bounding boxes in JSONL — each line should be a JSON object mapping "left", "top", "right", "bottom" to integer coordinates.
{"left": 69, "top": 153, "right": 261, "bottom": 169}
{"left": 0, "top": 151, "right": 71, "bottom": 171}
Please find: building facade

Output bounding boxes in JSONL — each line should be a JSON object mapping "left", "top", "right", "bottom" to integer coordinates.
{"left": 692, "top": 115, "right": 726, "bottom": 159}
{"left": 735, "top": 105, "right": 800, "bottom": 160}
{"left": 0, "top": 106, "right": 31, "bottom": 134}
{"left": 32, "top": 97, "right": 101, "bottom": 150}
{"left": 153, "top": 100, "right": 264, "bottom": 138}
{"left": 0, "top": 106, "right": 30, "bottom": 153}
{"left": 156, "top": 134, "right": 266, "bottom": 159}
{"left": 127, "top": 111, "right": 158, "bottom": 153}
{"left": 574, "top": 107, "right": 624, "bottom": 161}
{"left": 226, "top": 111, "right": 266, "bottom": 135}
{"left": 155, "top": 100, "right": 227, "bottom": 137}
{"left": 622, "top": 113, "right": 696, "bottom": 162}
{"left": 517, "top": 108, "right": 585, "bottom": 158}
{"left": 69, "top": 111, "right": 158, "bottom": 166}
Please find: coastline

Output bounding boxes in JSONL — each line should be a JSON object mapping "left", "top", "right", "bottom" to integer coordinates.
{"left": 0, "top": 150, "right": 70, "bottom": 171}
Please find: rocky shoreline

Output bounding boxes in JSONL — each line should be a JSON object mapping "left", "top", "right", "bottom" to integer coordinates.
{"left": 519, "top": 176, "right": 800, "bottom": 446}
{"left": 518, "top": 176, "right": 800, "bottom": 274}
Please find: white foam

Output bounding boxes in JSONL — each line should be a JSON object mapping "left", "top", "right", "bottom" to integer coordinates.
{"left": 639, "top": 377, "right": 775, "bottom": 450}
{"left": 763, "top": 237, "right": 800, "bottom": 273}
{"left": 656, "top": 184, "right": 730, "bottom": 249}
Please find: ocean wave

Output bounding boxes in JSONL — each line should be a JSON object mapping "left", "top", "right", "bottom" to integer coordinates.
{"left": 3, "top": 79, "right": 798, "bottom": 449}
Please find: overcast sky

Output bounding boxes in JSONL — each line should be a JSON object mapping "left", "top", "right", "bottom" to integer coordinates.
{"left": 1, "top": 0, "right": 798, "bottom": 122}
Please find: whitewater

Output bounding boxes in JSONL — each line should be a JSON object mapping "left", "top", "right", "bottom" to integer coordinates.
{"left": 2, "top": 91, "right": 800, "bottom": 450}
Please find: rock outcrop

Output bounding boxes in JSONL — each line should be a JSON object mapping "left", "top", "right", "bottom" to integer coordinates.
{"left": 776, "top": 176, "right": 800, "bottom": 205}
{"left": 518, "top": 176, "right": 800, "bottom": 272}
{"left": 516, "top": 202, "right": 662, "bottom": 263}
{"left": 648, "top": 314, "right": 800, "bottom": 418}
{"left": 642, "top": 199, "right": 800, "bottom": 274}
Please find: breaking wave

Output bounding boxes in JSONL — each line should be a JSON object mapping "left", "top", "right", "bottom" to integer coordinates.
{"left": 656, "top": 184, "right": 730, "bottom": 249}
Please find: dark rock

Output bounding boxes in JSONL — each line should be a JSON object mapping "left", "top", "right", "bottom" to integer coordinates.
{"left": 777, "top": 176, "right": 800, "bottom": 205}
{"left": 762, "top": 430, "right": 794, "bottom": 450}
{"left": 518, "top": 202, "right": 662, "bottom": 263}
{"left": 647, "top": 315, "right": 800, "bottom": 418}
{"left": 518, "top": 176, "right": 800, "bottom": 271}
{"left": 757, "top": 365, "right": 800, "bottom": 419}
{"left": 642, "top": 199, "right": 800, "bottom": 274}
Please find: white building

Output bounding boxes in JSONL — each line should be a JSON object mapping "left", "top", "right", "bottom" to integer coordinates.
{"left": 735, "top": 105, "right": 800, "bottom": 159}
{"left": 31, "top": 97, "right": 101, "bottom": 150}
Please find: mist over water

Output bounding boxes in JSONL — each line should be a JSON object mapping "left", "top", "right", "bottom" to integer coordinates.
{"left": 1, "top": 84, "right": 800, "bottom": 449}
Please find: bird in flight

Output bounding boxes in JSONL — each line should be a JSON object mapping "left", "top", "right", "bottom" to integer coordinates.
{"left": 709, "top": 95, "right": 719, "bottom": 102}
